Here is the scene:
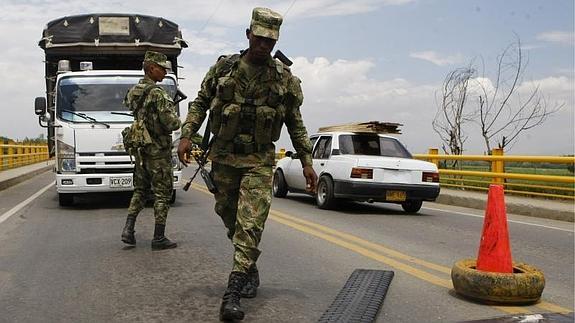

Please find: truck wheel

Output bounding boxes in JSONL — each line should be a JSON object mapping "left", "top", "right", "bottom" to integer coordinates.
{"left": 273, "top": 170, "right": 288, "bottom": 198}
{"left": 451, "top": 258, "right": 545, "bottom": 305}
{"left": 316, "top": 176, "right": 337, "bottom": 209}
{"left": 170, "top": 190, "right": 176, "bottom": 204}
{"left": 401, "top": 200, "right": 422, "bottom": 213}
{"left": 59, "top": 193, "right": 74, "bottom": 207}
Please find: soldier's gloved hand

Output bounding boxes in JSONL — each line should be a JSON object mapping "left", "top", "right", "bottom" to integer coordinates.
{"left": 177, "top": 137, "right": 192, "bottom": 166}
{"left": 303, "top": 165, "right": 318, "bottom": 194}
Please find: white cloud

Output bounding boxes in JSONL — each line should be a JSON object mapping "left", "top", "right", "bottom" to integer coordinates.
{"left": 409, "top": 51, "right": 465, "bottom": 66}
{"left": 276, "top": 56, "right": 443, "bottom": 153}
{"left": 184, "top": 30, "right": 242, "bottom": 56}
{"left": 536, "top": 31, "right": 575, "bottom": 46}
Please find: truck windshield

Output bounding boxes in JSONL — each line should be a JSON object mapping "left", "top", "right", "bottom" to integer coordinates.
{"left": 339, "top": 134, "right": 412, "bottom": 158}
{"left": 56, "top": 75, "right": 177, "bottom": 123}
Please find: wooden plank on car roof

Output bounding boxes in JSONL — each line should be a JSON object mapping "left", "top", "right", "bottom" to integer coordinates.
{"left": 318, "top": 121, "right": 402, "bottom": 134}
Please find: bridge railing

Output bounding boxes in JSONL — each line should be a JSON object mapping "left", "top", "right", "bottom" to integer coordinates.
{"left": 0, "top": 142, "right": 50, "bottom": 171}
{"left": 414, "top": 148, "right": 575, "bottom": 200}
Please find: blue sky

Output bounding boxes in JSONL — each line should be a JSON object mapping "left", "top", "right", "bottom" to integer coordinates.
{"left": 0, "top": 0, "right": 573, "bottom": 154}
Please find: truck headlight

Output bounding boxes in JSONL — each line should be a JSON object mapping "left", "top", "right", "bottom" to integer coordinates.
{"left": 172, "top": 152, "right": 181, "bottom": 170}
{"left": 57, "top": 139, "right": 76, "bottom": 172}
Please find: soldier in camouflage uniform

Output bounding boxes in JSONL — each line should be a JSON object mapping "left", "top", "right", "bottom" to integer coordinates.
{"left": 121, "top": 51, "right": 182, "bottom": 250}
{"left": 177, "top": 7, "right": 318, "bottom": 321}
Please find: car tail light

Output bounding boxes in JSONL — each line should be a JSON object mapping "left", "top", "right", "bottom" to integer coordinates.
{"left": 350, "top": 168, "right": 373, "bottom": 179}
{"left": 422, "top": 171, "right": 439, "bottom": 183}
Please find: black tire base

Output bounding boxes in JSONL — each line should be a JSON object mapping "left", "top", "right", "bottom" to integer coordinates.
{"left": 318, "top": 269, "right": 394, "bottom": 323}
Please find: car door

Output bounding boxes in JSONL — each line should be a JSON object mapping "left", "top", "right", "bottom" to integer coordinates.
{"left": 312, "top": 135, "right": 332, "bottom": 179}
{"left": 283, "top": 136, "right": 319, "bottom": 190}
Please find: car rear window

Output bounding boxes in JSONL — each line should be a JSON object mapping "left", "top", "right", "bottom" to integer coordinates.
{"left": 338, "top": 134, "right": 412, "bottom": 158}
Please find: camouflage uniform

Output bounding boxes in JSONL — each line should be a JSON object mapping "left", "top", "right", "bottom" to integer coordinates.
{"left": 125, "top": 76, "right": 181, "bottom": 225}
{"left": 181, "top": 49, "right": 313, "bottom": 273}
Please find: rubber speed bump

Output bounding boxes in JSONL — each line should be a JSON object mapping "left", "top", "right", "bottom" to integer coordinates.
{"left": 318, "top": 269, "right": 394, "bottom": 323}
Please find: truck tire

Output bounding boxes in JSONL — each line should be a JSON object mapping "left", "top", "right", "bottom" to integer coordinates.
{"left": 59, "top": 193, "right": 74, "bottom": 207}
{"left": 170, "top": 190, "right": 176, "bottom": 204}
{"left": 451, "top": 258, "right": 545, "bottom": 305}
{"left": 401, "top": 199, "right": 423, "bottom": 213}
{"left": 316, "top": 176, "right": 337, "bottom": 210}
{"left": 273, "top": 170, "right": 288, "bottom": 198}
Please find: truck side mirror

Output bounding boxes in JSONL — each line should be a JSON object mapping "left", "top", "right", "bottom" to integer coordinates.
{"left": 34, "top": 97, "right": 46, "bottom": 115}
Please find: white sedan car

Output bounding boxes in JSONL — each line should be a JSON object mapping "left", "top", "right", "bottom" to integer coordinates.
{"left": 273, "top": 131, "right": 440, "bottom": 213}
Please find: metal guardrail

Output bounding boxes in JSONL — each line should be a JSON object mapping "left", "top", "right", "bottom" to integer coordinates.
{"left": 0, "top": 143, "right": 50, "bottom": 171}
{"left": 414, "top": 148, "right": 575, "bottom": 200}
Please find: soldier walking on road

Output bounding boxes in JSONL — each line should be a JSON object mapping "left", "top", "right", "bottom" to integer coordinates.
{"left": 177, "top": 7, "right": 318, "bottom": 321}
{"left": 121, "top": 51, "right": 181, "bottom": 250}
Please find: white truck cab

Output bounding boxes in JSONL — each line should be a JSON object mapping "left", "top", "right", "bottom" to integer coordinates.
{"left": 34, "top": 13, "right": 188, "bottom": 206}
{"left": 49, "top": 70, "right": 182, "bottom": 206}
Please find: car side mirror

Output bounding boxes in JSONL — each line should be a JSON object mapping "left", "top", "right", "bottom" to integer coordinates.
{"left": 285, "top": 151, "right": 293, "bottom": 158}
{"left": 34, "top": 97, "right": 46, "bottom": 116}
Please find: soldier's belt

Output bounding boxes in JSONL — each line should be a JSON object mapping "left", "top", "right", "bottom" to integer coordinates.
{"left": 231, "top": 142, "right": 268, "bottom": 154}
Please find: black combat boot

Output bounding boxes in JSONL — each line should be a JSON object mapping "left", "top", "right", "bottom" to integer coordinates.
{"left": 240, "top": 265, "right": 259, "bottom": 298}
{"left": 151, "top": 224, "right": 177, "bottom": 250}
{"left": 121, "top": 215, "right": 137, "bottom": 245}
{"left": 219, "top": 271, "right": 248, "bottom": 321}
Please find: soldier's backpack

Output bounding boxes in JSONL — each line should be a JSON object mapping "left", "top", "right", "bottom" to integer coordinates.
{"left": 122, "top": 85, "right": 159, "bottom": 154}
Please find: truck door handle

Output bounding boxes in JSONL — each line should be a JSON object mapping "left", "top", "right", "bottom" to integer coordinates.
{"left": 320, "top": 162, "right": 325, "bottom": 166}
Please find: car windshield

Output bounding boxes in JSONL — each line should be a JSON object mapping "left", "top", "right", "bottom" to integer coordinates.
{"left": 339, "top": 134, "right": 412, "bottom": 158}
{"left": 56, "top": 75, "right": 177, "bottom": 123}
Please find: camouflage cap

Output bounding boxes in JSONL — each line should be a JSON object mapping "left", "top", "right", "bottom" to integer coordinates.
{"left": 144, "top": 50, "right": 170, "bottom": 69}
{"left": 250, "top": 7, "right": 283, "bottom": 40}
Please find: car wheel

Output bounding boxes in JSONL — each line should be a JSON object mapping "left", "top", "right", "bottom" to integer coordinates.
{"left": 59, "top": 193, "right": 74, "bottom": 207}
{"left": 170, "top": 190, "right": 176, "bottom": 204}
{"left": 316, "top": 176, "right": 337, "bottom": 209}
{"left": 401, "top": 199, "right": 422, "bottom": 213}
{"left": 273, "top": 170, "right": 288, "bottom": 198}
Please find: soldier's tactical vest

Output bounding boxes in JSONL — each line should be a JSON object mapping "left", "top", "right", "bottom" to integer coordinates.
{"left": 209, "top": 54, "right": 288, "bottom": 154}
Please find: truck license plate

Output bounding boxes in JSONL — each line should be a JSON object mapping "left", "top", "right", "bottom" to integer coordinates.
{"left": 110, "top": 177, "right": 132, "bottom": 188}
{"left": 386, "top": 190, "right": 406, "bottom": 201}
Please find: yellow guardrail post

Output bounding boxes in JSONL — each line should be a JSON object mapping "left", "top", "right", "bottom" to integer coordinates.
{"left": 428, "top": 148, "right": 439, "bottom": 167}
{"left": 8, "top": 143, "right": 13, "bottom": 169}
{"left": 491, "top": 148, "right": 504, "bottom": 184}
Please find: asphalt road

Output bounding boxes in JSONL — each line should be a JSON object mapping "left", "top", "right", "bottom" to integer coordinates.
{"left": 0, "top": 169, "right": 573, "bottom": 323}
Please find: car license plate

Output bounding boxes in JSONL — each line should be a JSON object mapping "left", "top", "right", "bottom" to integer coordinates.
{"left": 386, "top": 190, "right": 406, "bottom": 201}
{"left": 110, "top": 176, "right": 132, "bottom": 188}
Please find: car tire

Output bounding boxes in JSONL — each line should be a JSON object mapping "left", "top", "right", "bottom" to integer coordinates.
{"left": 59, "top": 193, "right": 74, "bottom": 207}
{"left": 273, "top": 170, "right": 288, "bottom": 198}
{"left": 451, "top": 258, "right": 545, "bottom": 305}
{"left": 401, "top": 199, "right": 422, "bottom": 213}
{"left": 316, "top": 176, "right": 337, "bottom": 209}
{"left": 170, "top": 190, "right": 176, "bottom": 204}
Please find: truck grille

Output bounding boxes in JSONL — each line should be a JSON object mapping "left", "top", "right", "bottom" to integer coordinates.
{"left": 76, "top": 152, "right": 134, "bottom": 174}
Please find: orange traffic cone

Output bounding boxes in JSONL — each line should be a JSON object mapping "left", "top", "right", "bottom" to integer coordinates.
{"left": 476, "top": 184, "right": 513, "bottom": 273}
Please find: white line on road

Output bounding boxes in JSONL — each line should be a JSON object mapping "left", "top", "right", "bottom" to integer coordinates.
{"left": 0, "top": 182, "right": 53, "bottom": 224}
{"left": 423, "top": 206, "right": 574, "bottom": 233}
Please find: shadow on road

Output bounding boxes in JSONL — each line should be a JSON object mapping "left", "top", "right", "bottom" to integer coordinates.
{"left": 275, "top": 194, "right": 432, "bottom": 217}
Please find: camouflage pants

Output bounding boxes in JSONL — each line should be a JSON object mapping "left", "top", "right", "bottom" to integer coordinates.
{"left": 212, "top": 162, "right": 273, "bottom": 273}
{"left": 128, "top": 154, "right": 173, "bottom": 225}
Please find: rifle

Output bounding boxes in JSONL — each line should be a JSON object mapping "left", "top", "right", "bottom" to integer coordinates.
{"left": 273, "top": 50, "right": 293, "bottom": 66}
{"left": 182, "top": 117, "right": 218, "bottom": 194}
{"left": 182, "top": 139, "right": 217, "bottom": 193}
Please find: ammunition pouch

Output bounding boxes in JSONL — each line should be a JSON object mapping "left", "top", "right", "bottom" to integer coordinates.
{"left": 217, "top": 103, "right": 241, "bottom": 141}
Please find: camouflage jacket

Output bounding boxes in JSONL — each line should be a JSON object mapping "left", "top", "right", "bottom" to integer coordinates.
{"left": 124, "top": 77, "right": 181, "bottom": 157}
{"left": 181, "top": 52, "right": 313, "bottom": 168}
